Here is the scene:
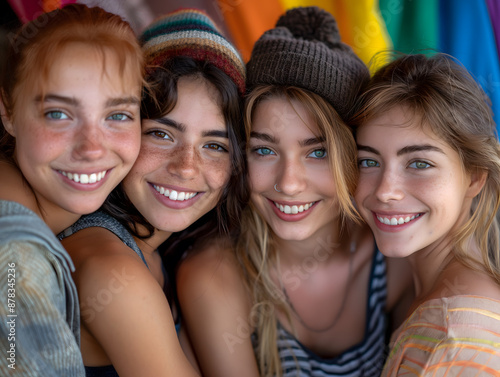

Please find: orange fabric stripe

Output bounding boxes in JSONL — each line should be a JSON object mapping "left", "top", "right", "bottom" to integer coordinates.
{"left": 216, "top": 0, "right": 284, "bottom": 62}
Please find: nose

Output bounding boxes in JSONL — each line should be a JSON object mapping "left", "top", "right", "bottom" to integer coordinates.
{"left": 72, "top": 121, "right": 105, "bottom": 161}
{"left": 276, "top": 157, "right": 306, "bottom": 196}
{"left": 374, "top": 168, "right": 405, "bottom": 203}
{"left": 166, "top": 145, "right": 200, "bottom": 180}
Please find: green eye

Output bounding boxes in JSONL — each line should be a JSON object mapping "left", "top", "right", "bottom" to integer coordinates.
{"left": 409, "top": 161, "right": 431, "bottom": 169}
{"left": 107, "top": 113, "right": 131, "bottom": 121}
{"left": 309, "top": 149, "right": 327, "bottom": 159}
{"left": 46, "top": 111, "right": 68, "bottom": 120}
{"left": 359, "top": 159, "right": 379, "bottom": 168}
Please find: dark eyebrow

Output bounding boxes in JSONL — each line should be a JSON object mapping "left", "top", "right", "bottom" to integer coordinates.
{"left": 357, "top": 144, "right": 445, "bottom": 156}
{"left": 250, "top": 131, "right": 277, "bottom": 144}
{"left": 357, "top": 144, "right": 380, "bottom": 155}
{"left": 152, "top": 117, "right": 185, "bottom": 132}
{"left": 106, "top": 96, "right": 140, "bottom": 107}
{"left": 151, "top": 117, "right": 227, "bottom": 138}
{"left": 397, "top": 145, "right": 445, "bottom": 156}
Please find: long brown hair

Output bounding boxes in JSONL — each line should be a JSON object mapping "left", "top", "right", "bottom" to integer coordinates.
{"left": 351, "top": 53, "right": 500, "bottom": 284}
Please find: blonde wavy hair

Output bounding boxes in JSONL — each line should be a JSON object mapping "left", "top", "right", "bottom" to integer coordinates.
{"left": 236, "top": 85, "right": 360, "bottom": 377}
{"left": 350, "top": 53, "right": 500, "bottom": 284}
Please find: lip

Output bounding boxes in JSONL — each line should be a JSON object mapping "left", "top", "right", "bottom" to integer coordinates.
{"left": 268, "top": 198, "right": 318, "bottom": 222}
{"left": 372, "top": 211, "right": 423, "bottom": 232}
{"left": 57, "top": 168, "right": 111, "bottom": 191}
{"left": 149, "top": 183, "right": 203, "bottom": 210}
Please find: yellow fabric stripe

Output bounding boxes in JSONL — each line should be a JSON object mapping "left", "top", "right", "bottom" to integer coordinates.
{"left": 279, "top": 0, "right": 393, "bottom": 71}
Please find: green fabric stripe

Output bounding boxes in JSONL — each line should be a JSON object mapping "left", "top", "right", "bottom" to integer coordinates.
{"left": 379, "top": 0, "right": 439, "bottom": 54}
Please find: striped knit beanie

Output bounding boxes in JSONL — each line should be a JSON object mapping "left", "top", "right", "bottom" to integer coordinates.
{"left": 141, "top": 8, "right": 246, "bottom": 96}
{"left": 247, "top": 6, "right": 369, "bottom": 119}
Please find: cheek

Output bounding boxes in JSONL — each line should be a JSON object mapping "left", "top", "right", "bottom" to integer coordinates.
{"left": 106, "top": 127, "right": 141, "bottom": 163}
{"left": 248, "top": 160, "right": 274, "bottom": 192}
{"left": 203, "top": 157, "right": 231, "bottom": 192}
{"left": 130, "top": 143, "right": 165, "bottom": 174}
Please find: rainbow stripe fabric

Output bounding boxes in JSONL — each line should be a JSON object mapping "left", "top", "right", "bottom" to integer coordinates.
{"left": 382, "top": 295, "right": 500, "bottom": 376}
{"left": 8, "top": 0, "right": 500, "bottom": 130}
{"left": 218, "top": 0, "right": 500, "bottom": 131}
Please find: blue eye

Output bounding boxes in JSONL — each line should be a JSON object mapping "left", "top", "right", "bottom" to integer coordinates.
{"left": 359, "top": 159, "right": 379, "bottom": 168}
{"left": 46, "top": 111, "right": 69, "bottom": 120}
{"left": 254, "top": 147, "right": 275, "bottom": 156}
{"left": 308, "top": 149, "right": 327, "bottom": 159}
{"left": 409, "top": 160, "right": 431, "bottom": 169}
{"left": 107, "top": 113, "right": 131, "bottom": 121}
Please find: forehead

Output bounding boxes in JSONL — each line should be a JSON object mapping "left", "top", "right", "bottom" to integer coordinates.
{"left": 252, "top": 96, "right": 320, "bottom": 139}
{"left": 15, "top": 43, "right": 140, "bottom": 106}
{"left": 166, "top": 76, "right": 225, "bottom": 130}
{"left": 358, "top": 106, "right": 438, "bottom": 142}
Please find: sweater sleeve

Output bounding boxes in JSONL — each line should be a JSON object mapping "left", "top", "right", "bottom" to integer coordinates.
{"left": 0, "top": 240, "right": 84, "bottom": 376}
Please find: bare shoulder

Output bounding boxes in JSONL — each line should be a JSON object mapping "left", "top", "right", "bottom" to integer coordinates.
{"left": 177, "top": 236, "right": 250, "bottom": 310}
{"left": 435, "top": 262, "right": 500, "bottom": 301}
{"left": 178, "top": 237, "right": 244, "bottom": 292}
{"left": 61, "top": 227, "right": 152, "bottom": 298}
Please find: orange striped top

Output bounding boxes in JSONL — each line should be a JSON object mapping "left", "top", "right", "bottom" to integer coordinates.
{"left": 382, "top": 295, "right": 500, "bottom": 376}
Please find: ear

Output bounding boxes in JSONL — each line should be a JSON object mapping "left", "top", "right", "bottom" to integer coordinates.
{"left": 0, "top": 96, "right": 15, "bottom": 137}
{"left": 466, "top": 169, "right": 487, "bottom": 198}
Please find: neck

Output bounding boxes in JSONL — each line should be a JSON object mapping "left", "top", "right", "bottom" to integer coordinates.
{"left": 274, "top": 220, "right": 354, "bottom": 267}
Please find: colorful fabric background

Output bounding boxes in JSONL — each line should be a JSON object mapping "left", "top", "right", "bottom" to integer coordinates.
{"left": 219, "top": 0, "right": 500, "bottom": 129}
{"left": 7, "top": 0, "right": 500, "bottom": 129}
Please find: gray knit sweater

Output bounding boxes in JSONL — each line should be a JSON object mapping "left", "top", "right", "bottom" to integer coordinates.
{"left": 0, "top": 200, "right": 84, "bottom": 376}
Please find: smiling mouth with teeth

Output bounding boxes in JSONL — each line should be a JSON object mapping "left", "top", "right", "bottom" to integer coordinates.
{"left": 274, "top": 201, "right": 315, "bottom": 214}
{"left": 376, "top": 213, "right": 421, "bottom": 225}
{"left": 60, "top": 170, "right": 107, "bottom": 184}
{"left": 153, "top": 185, "right": 198, "bottom": 201}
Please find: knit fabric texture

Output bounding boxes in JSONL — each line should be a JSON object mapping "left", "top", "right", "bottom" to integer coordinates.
{"left": 141, "top": 8, "right": 246, "bottom": 96}
{"left": 247, "top": 6, "right": 369, "bottom": 119}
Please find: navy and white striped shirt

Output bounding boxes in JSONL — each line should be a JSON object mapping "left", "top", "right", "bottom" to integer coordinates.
{"left": 264, "top": 248, "right": 388, "bottom": 377}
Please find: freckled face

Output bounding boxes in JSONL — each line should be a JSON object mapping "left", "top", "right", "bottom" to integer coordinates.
{"left": 247, "top": 96, "right": 339, "bottom": 242}
{"left": 122, "top": 76, "right": 231, "bottom": 234}
{"left": 4, "top": 43, "right": 142, "bottom": 216}
{"left": 355, "top": 106, "right": 478, "bottom": 258}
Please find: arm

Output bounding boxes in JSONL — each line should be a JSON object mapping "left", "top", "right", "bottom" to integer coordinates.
{"left": 176, "top": 240, "right": 260, "bottom": 377}
{"left": 0, "top": 242, "right": 84, "bottom": 376}
{"left": 62, "top": 229, "right": 199, "bottom": 377}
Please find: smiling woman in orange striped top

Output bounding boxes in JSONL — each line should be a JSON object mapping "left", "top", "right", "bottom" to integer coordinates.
{"left": 352, "top": 53, "right": 500, "bottom": 376}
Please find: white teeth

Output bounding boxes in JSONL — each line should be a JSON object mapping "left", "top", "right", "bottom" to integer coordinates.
{"left": 153, "top": 185, "right": 197, "bottom": 201}
{"left": 274, "top": 201, "right": 315, "bottom": 214}
{"left": 377, "top": 214, "right": 421, "bottom": 226}
{"left": 60, "top": 170, "right": 107, "bottom": 184}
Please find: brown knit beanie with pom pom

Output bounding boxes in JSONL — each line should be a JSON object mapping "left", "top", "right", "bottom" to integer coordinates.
{"left": 246, "top": 6, "right": 369, "bottom": 119}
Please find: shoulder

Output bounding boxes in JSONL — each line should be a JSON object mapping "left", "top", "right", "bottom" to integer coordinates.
{"left": 61, "top": 226, "right": 152, "bottom": 305}
{"left": 0, "top": 239, "right": 60, "bottom": 288}
{"left": 177, "top": 236, "right": 251, "bottom": 311}
{"left": 178, "top": 237, "right": 245, "bottom": 292}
